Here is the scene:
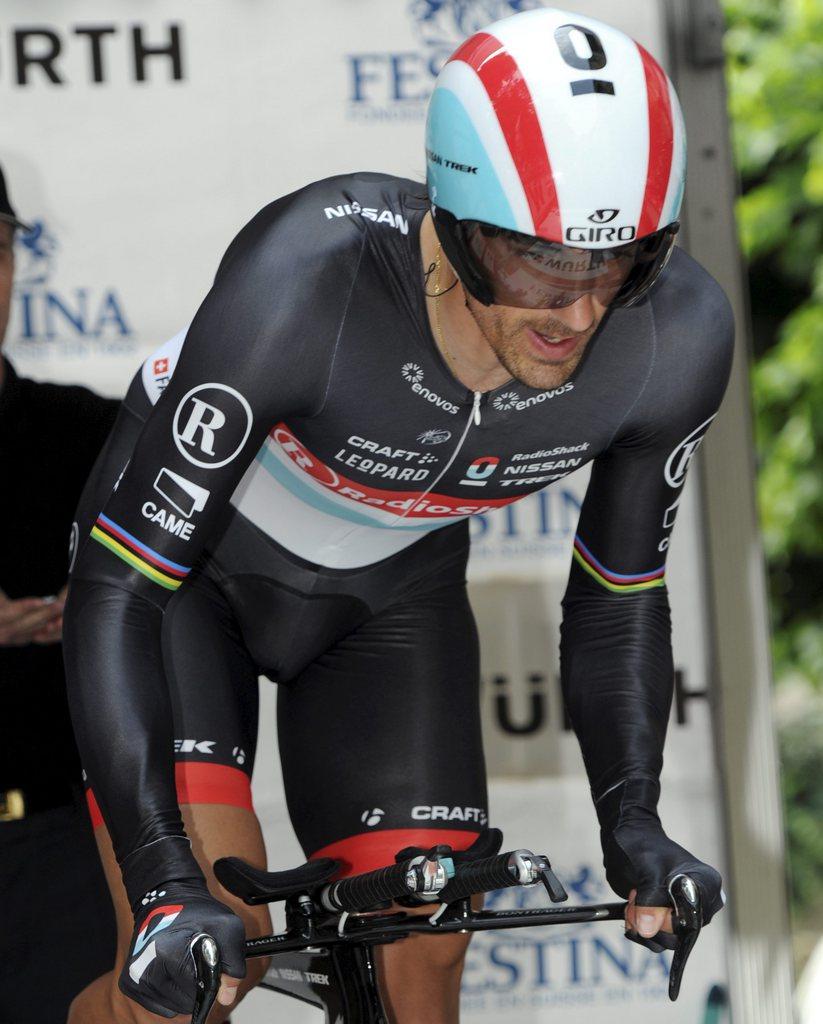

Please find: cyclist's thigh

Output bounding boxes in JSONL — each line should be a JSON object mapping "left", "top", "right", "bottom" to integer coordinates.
{"left": 278, "top": 580, "right": 489, "bottom": 873}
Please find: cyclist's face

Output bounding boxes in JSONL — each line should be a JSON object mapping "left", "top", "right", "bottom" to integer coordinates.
{"left": 0, "top": 223, "right": 13, "bottom": 349}
{"left": 464, "top": 287, "right": 606, "bottom": 390}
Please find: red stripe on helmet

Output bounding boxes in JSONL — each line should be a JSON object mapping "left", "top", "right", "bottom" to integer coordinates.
{"left": 450, "top": 32, "right": 561, "bottom": 240}
{"left": 636, "top": 44, "right": 674, "bottom": 237}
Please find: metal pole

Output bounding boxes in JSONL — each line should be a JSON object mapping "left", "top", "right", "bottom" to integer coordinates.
{"left": 665, "top": 0, "right": 796, "bottom": 1019}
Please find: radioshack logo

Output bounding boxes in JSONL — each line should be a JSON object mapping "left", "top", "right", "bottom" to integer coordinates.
{"left": 172, "top": 383, "right": 253, "bottom": 469}
{"left": 461, "top": 456, "right": 499, "bottom": 487}
{"left": 346, "top": 1, "right": 541, "bottom": 122}
{"left": 10, "top": 219, "right": 135, "bottom": 357}
{"left": 665, "top": 415, "right": 716, "bottom": 487}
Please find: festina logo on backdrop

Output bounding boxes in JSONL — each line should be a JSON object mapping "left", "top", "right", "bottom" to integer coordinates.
{"left": 10, "top": 219, "right": 135, "bottom": 357}
{"left": 347, "top": 0, "right": 545, "bottom": 121}
{"left": 2, "top": 24, "right": 184, "bottom": 86}
{"left": 461, "top": 870, "right": 671, "bottom": 1014}
{"left": 470, "top": 488, "right": 582, "bottom": 544}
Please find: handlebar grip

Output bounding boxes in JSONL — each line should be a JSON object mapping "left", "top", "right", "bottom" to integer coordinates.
{"left": 437, "top": 853, "right": 516, "bottom": 904}
{"left": 323, "top": 861, "right": 414, "bottom": 912}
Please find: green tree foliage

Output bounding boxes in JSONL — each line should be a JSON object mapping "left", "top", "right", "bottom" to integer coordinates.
{"left": 722, "top": 0, "right": 823, "bottom": 919}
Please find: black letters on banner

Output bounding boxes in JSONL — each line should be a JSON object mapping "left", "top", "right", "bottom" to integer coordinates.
{"left": 7, "top": 23, "right": 184, "bottom": 85}
{"left": 74, "top": 26, "right": 117, "bottom": 84}
{"left": 14, "top": 29, "right": 63, "bottom": 85}
{"left": 132, "top": 24, "right": 183, "bottom": 83}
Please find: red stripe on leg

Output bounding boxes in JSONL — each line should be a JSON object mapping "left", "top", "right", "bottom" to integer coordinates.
{"left": 86, "top": 787, "right": 103, "bottom": 829}
{"left": 85, "top": 763, "right": 253, "bottom": 831}
{"left": 175, "top": 762, "right": 253, "bottom": 811}
{"left": 310, "top": 829, "right": 481, "bottom": 879}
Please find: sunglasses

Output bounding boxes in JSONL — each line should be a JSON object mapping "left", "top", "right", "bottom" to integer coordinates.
{"left": 432, "top": 208, "right": 678, "bottom": 310}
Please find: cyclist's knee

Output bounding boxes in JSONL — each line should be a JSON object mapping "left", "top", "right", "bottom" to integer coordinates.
{"left": 246, "top": 953, "right": 271, "bottom": 986}
{"left": 66, "top": 972, "right": 148, "bottom": 1024}
{"left": 385, "top": 928, "right": 471, "bottom": 976}
{"left": 67, "top": 974, "right": 110, "bottom": 1024}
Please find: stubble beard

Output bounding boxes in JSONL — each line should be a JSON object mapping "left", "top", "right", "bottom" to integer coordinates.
{"left": 466, "top": 299, "right": 593, "bottom": 391}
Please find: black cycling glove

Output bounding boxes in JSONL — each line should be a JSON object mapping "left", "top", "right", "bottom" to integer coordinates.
{"left": 119, "top": 878, "right": 247, "bottom": 1018}
{"left": 597, "top": 778, "right": 725, "bottom": 924}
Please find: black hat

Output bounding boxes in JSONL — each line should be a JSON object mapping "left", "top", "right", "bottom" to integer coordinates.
{"left": 0, "top": 164, "right": 31, "bottom": 232}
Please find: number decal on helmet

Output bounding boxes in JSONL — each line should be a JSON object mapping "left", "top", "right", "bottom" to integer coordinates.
{"left": 554, "top": 24, "right": 614, "bottom": 96}
{"left": 554, "top": 24, "right": 607, "bottom": 71}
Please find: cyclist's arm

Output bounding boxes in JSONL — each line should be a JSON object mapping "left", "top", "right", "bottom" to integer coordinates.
{"left": 64, "top": 189, "right": 363, "bottom": 906}
{"left": 560, "top": 265, "right": 734, "bottom": 826}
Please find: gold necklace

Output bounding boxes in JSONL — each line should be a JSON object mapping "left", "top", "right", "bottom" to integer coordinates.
{"left": 432, "top": 244, "right": 461, "bottom": 369}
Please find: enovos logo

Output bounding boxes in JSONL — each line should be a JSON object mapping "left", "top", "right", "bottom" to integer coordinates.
{"left": 493, "top": 391, "right": 519, "bottom": 412}
{"left": 173, "top": 383, "right": 253, "bottom": 469}
{"left": 493, "top": 383, "right": 574, "bottom": 412}
{"left": 401, "top": 363, "right": 460, "bottom": 415}
{"left": 665, "top": 415, "right": 716, "bottom": 487}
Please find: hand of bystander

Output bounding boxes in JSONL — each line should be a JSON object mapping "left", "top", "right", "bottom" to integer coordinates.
{"left": 0, "top": 584, "right": 66, "bottom": 646}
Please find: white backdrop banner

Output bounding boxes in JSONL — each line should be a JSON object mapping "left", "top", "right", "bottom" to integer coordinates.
{"left": 3, "top": 2, "right": 733, "bottom": 1021}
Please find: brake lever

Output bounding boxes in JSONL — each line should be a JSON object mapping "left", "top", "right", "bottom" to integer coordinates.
{"left": 623, "top": 874, "right": 702, "bottom": 1001}
{"left": 667, "top": 874, "right": 702, "bottom": 1001}
{"left": 190, "top": 933, "right": 221, "bottom": 1024}
{"left": 534, "top": 856, "right": 568, "bottom": 903}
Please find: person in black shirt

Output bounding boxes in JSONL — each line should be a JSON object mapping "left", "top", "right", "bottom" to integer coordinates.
{"left": 0, "top": 163, "right": 119, "bottom": 1024}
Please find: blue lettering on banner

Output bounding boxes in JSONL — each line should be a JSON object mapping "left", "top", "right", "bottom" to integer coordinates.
{"left": 346, "top": 0, "right": 545, "bottom": 122}
{"left": 460, "top": 868, "right": 672, "bottom": 1014}
{"left": 10, "top": 218, "right": 135, "bottom": 358}
{"left": 470, "top": 489, "right": 582, "bottom": 552}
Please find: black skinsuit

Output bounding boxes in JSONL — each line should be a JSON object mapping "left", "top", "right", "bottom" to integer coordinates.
{"left": 64, "top": 172, "right": 734, "bottom": 906}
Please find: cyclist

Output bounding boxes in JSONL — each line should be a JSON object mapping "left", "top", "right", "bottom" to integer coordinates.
{"left": 64, "top": 8, "right": 729, "bottom": 1022}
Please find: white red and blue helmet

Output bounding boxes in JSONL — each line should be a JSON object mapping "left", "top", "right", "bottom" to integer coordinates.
{"left": 426, "top": 7, "right": 687, "bottom": 307}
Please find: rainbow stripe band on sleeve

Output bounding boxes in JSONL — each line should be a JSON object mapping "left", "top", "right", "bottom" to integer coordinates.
{"left": 572, "top": 535, "right": 665, "bottom": 594}
{"left": 91, "top": 514, "right": 190, "bottom": 591}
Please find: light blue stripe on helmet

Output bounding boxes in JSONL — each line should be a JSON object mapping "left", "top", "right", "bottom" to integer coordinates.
{"left": 426, "top": 87, "right": 516, "bottom": 229}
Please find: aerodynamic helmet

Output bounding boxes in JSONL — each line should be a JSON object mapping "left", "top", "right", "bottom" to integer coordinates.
{"left": 425, "top": 7, "right": 687, "bottom": 308}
